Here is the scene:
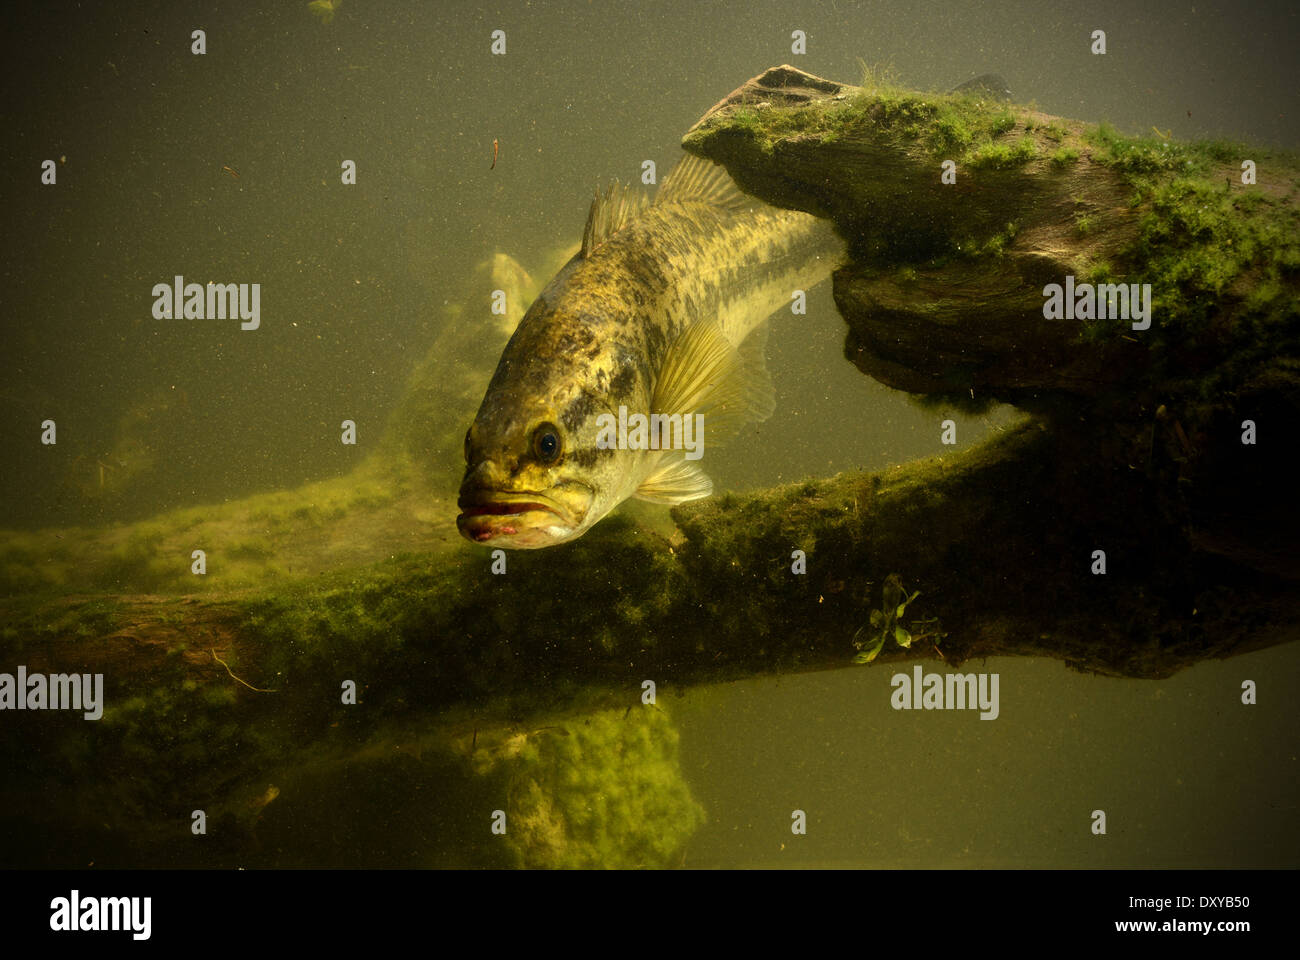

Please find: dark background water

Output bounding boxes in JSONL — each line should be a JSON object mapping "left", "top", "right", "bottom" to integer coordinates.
{"left": 1, "top": 0, "right": 1297, "bottom": 867}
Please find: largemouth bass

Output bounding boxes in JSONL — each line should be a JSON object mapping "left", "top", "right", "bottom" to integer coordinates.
{"left": 457, "top": 154, "right": 843, "bottom": 548}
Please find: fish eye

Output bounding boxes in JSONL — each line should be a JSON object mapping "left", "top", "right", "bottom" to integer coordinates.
{"left": 531, "top": 422, "right": 562, "bottom": 463}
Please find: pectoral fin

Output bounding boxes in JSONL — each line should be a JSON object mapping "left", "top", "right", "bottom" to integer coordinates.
{"left": 634, "top": 458, "right": 713, "bottom": 504}
{"left": 651, "top": 319, "right": 775, "bottom": 446}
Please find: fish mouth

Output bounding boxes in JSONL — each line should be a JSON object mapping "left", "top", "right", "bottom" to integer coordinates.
{"left": 457, "top": 498, "right": 560, "bottom": 519}
{"left": 456, "top": 489, "right": 586, "bottom": 547}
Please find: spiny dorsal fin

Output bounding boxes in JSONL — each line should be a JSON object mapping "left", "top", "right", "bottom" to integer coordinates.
{"left": 581, "top": 157, "right": 749, "bottom": 257}
{"left": 655, "top": 154, "right": 751, "bottom": 211}
{"left": 634, "top": 457, "right": 713, "bottom": 505}
{"left": 581, "top": 180, "right": 650, "bottom": 257}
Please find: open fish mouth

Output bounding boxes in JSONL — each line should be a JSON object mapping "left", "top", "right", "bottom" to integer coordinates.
{"left": 455, "top": 489, "right": 581, "bottom": 546}
{"left": 457, "top": 499, "right": 559, "bottom": 518}
{"left": 456, "top": 487, "right": 567, "bottom": 517}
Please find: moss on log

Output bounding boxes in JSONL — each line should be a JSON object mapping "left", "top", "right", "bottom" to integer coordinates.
{"left": 682, "top": 65, "right": 1300, "bottom": 408}
{"left": 5, "top": 415, "right": 1296, "bottom": 864}
{"left": 683, "top": 65, "right": 1300, "bottom": 579}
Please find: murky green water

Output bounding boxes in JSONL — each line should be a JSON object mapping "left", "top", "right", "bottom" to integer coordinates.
{"left": 676, "top": 647, "right": 1300, "bottom": 868}
{"left": 2, "top": 0, "right": 1297, "bottom": 869}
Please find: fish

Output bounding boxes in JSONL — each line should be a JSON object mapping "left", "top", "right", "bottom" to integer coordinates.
{"left": 950, "top": 73, "right": 1013, "bottom": 101}
{"left": 457, "top": 154, "right": 843, "bottom": 548}
{"left": 491, "top": 138, "right": 499, "bottom": 170}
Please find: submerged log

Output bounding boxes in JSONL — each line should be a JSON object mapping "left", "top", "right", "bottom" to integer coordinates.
{"left": 5, "top": 415, "right": 1297, "bottom": 865}
{"left": 683, "top": 65, "right": 1300, "bottom": 579}
{"left": 683, "top": 66, "right": 1299, "bottom": 400}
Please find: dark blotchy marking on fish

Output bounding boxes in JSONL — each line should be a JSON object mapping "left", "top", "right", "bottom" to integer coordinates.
{"left": 608, "top": 360, "right": 637, "bottom": 399}
{"left": 570, "top": 446, "right": 615, "bottom": 469}
{"left": 561, "top": 392, "right": 596, "bottom": 432}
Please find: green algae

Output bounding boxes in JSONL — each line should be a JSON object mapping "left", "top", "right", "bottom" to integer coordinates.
{"left": 968, "top": 134, "right": 1037, "bottom": 168}
{"left": 0, "top": 451, "right": 412, "bottom": 597}
{"left": 685, "top": 70, "right": 1298, "bottom": 427}
{"left": 2, "top": 410, "right": 1290, "bottom": 864}
{"left": 1078, "top": 120, "right": 1299, "bottom": 346}
{"left": 1050, "top": 146, "right": 1081, "bottom": 167}
{"left": 3, "top": 615, "right": 706, "bottom": 868}
{"left": 475, "top": 703, "right": 704, "bottom": 868}
{"left": 683, "top": 71, "right": 1100, "bottom": 270}
{"left": 695, "top": 63, "right": 1041, "bottom": 170}
{"left": 1068, "top": 123, "right": 1300, "bottom": 421}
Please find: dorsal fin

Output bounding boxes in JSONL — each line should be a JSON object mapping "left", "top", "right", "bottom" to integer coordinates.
{"left": 580, "top": 156, "right": 750, "bottom": 258}
{"left": 655, "top": 154, "right": 751, "bottom": 211}
{"left": 581, "top": 181, "right": 650, "bottom": 257}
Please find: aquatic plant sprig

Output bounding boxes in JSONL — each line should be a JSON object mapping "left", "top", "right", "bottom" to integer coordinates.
{"left": 852, "top": 573, "right": 934, "bottom": 664}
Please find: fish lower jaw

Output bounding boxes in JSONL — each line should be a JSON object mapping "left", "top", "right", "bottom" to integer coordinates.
{"left": 456, "top": 512, "right": 577, "bottom": 549}
{"left": 455, "top": 495, "right": 584, "bottom": 548}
